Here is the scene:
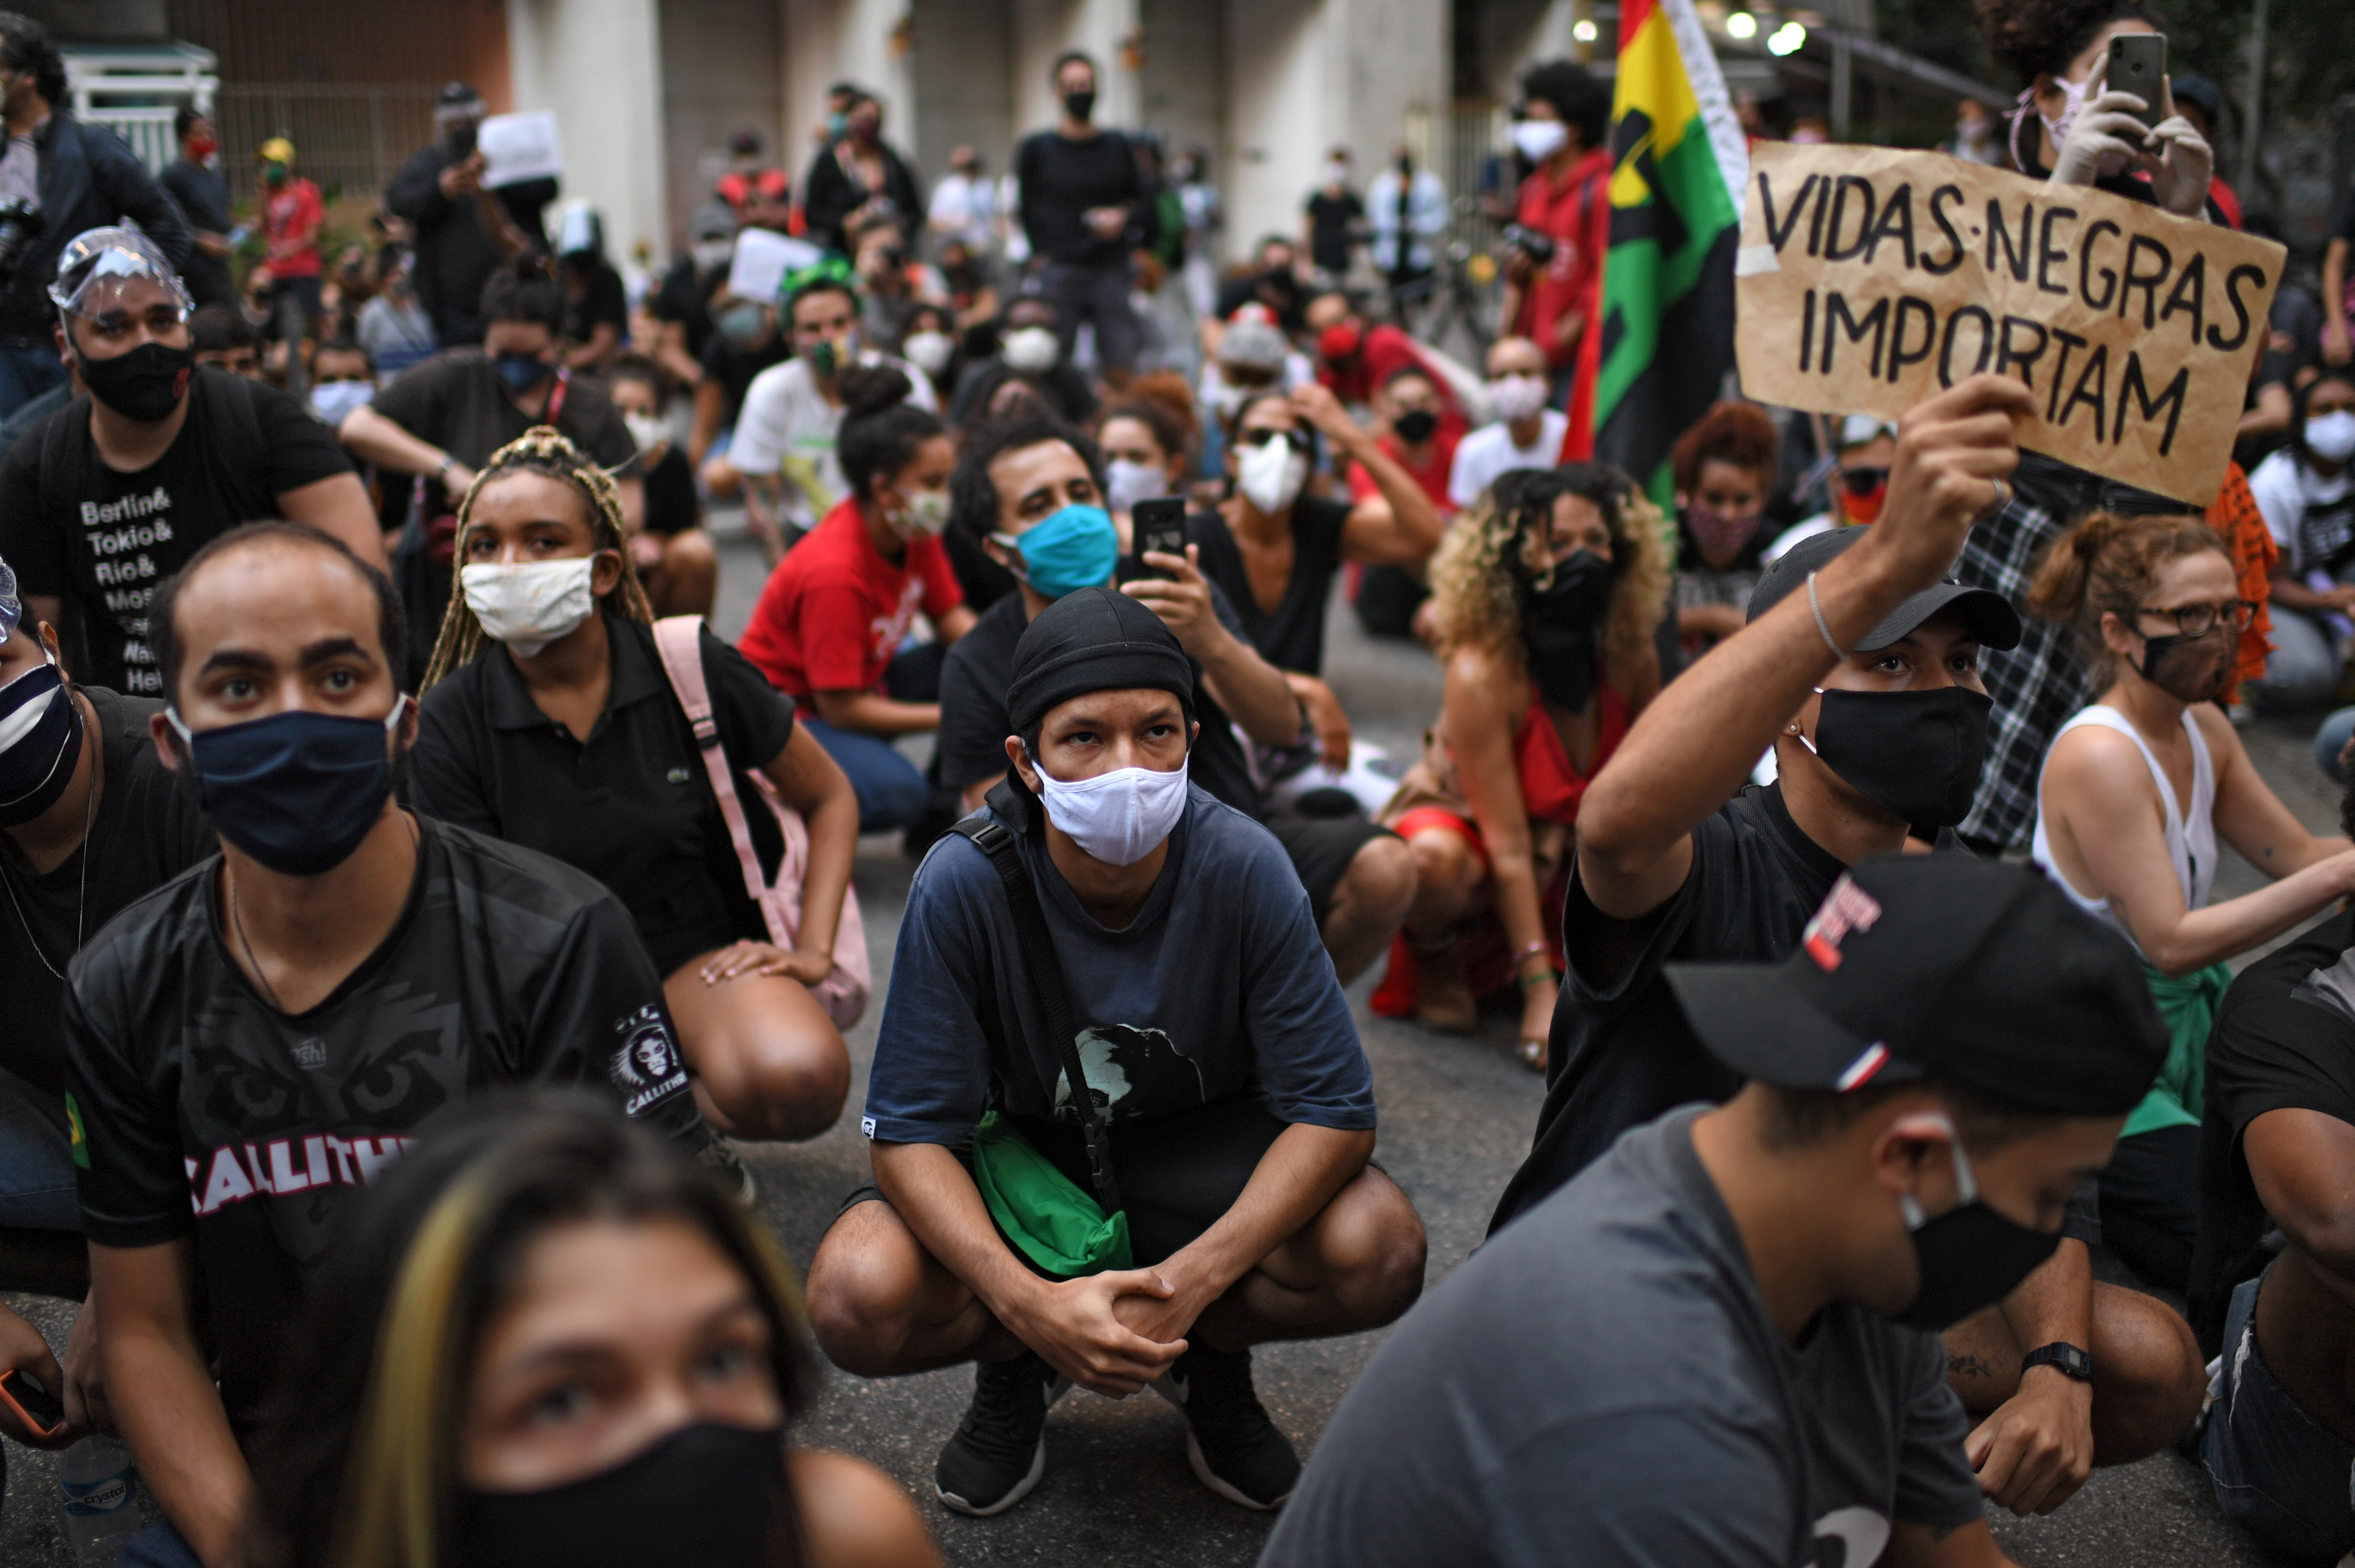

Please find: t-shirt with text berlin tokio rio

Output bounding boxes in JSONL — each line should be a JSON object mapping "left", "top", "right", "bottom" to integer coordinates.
{"left": 61, "top": 815, "right": 705, "bottom": 1441}
{"left": 0, "top": 368, "right": 354, "bottom": 695}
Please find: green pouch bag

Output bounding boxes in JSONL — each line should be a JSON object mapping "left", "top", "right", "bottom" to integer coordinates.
{"left": 971, "top": 1111, "right": 1133, "bottom": 1277}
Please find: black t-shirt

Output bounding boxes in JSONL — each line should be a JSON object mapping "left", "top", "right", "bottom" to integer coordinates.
{"left": 647, "top": 258, "right": 719, "bottom": 362}
{"left": 1014, "top": 129, "right": 1143, "bottom": 267}
{"left": 371, "top": 351, "right": 638, "bottom": 478}
{"left": 0, "top": 371, "right": 354, "bottom": 695}
{"left": 0, "top": 687, "right": 210, "bottom": 1092}
{"left": 562, "top": 256, "right": 629, "bottom": 345}
{"left": 1187, "top": 498, "right": 1351, "bottom": 676}
{"left": 934, "top": 586, "right": 1264, "bottom": 817}
{"left": 410, "top": 615, "right": 797, "bottom": 976}
{"left": 63, "top": 815, "right": 704, "bottom": 1441}
{"left": 1495, "top": 785, "right": 1890, "bottom": 1231}
{"left": 642, "top": 445, "right": 699, "bottom": 537}
{"left": 699, "top": 333, "right": 793, "bottom": 426}
{"left": 159, "top": 159, "right": 234, "bottom": 308}
{"left": 1304, "top": 189, "right": 1364, "bottom": 275}
{"left": 2188, "top": 910, "right": 2355, "bottom": 1352}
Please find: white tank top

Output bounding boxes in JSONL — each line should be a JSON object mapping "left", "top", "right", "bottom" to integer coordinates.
{"left": 2031, "top": 705, "right": 2216, "bottom": 954}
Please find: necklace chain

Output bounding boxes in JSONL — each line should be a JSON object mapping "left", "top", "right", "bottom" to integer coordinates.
{"left": 1, "top": 725, "right": 97, "bottom": 982}
{"left": 228, "top": 812, "right": 419, "bottom": 1015}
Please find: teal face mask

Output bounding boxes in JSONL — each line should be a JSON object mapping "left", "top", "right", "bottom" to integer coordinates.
{"left": 995, "top": 504, "right": 1119, "bottom": 600}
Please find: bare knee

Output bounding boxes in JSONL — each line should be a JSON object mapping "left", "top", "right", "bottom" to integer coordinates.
{"left": 806, "top": 1207, "right": 925, "bottom": 1376}
{"left": 1322, "top": 1170, "right": 1428, "bottom": 1328}
{"left": 694, "top": 1017, "right": 851, "bottom": 1142}
{"left": 1342, "top": 834, "right": 1417, "bottom": 929}
{"left": 2088, "top": 1284, "right": 2205, "bottom": 1464}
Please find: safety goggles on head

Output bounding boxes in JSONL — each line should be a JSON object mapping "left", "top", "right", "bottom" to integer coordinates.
{"left": 48, "top": 227, "right": 194, "bottom": 321}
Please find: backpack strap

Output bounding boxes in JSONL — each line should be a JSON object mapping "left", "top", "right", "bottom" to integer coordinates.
{"left": 650, "top": 615, "right": 791, "bottom": 947}
{"left": 948, "top": 790, "right": 1122, "bottom": 1216}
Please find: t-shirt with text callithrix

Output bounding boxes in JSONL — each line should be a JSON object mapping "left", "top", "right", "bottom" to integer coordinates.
{"left": 1263, "top": 1107, "right": 1983, "bottom": 1568}
{"left": 863, "top": 785, "right": 1373, "bottom": 1162}
{"left": 62, "top": 815, "right": 705, "bottom": 1441}
{"left": 0, "top": 369, "right": 353, "bottom": 695}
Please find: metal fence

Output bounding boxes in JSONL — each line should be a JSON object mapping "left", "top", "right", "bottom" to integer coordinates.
{"left": 213, "top": 83, "right": 444, "bottom": 204}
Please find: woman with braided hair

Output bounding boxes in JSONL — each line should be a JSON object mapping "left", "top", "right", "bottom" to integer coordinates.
{"left": 410, "top": 426, "right": 860, "bottom": 1172}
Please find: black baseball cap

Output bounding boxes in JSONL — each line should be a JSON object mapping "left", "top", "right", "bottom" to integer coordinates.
{"left": 1007, "top": 585, "right": 1195, "bottom": 735}
{"left": 1665, "top": 855, "right": 2167, "bottom": 1117}
{"left": 1748, "top": 528, "right": 2022, "bottom": 653}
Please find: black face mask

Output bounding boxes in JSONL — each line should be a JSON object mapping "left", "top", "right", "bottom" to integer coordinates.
{"left": 1392, "top": 408, "right": 1438, "bottom": 444}
{"left": 1064, "top": 89, "right": 1096, "bottom": 123}
{"left": 0, "top": 661, "right": 81, "bottom": 827}
{"left": 457, "top": 1422, "right": 785, "bottom": 1568}
{"left": 81, "top": 340, "right": 194, "bottom": 423}
{"left": 1803, "top": 686, "right": 1992, "bottom": 830}
{"left": 1520, "top": 549, "right": 1616, "bottom": 713}
{"left": 2139, "top": 625, "right": 2232, "bottom": 705}
{"left": 1885, "top": 1125, "right": 2061, "bottom": 1331}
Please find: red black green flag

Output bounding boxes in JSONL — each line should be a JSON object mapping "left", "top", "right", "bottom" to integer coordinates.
{"left": 1565, "top": 0, "right": 1750, "bottom": 505}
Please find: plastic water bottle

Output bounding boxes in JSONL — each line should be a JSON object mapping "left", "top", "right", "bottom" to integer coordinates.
{"left": 58, "top": 1434, "right": 144, "bottom": 1567}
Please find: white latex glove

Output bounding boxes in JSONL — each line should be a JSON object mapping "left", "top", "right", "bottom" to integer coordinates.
{"left": 2142, "top": 112, "right": 2214, "bottom": 217}
{"left": 2046, "top": 89, "right": 2154, "bottom": 189}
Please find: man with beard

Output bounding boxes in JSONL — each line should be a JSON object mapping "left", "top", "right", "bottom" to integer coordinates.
{"left": 0, "top": 230, "right": 378, "bottom": 699}
{"left": 65, "top": 522, "right": 707, "bottom": 1566}
{"left": 1491, "top": 375, "right": 2205, "bottom": 1518}
{"left": 384, "top": 83, "right": 558, "bottom": 348}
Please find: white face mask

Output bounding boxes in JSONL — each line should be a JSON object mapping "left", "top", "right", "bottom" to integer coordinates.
{"left": 1511, "top": 119, "right": 1570, "bottom": 164}
{"left": 1105, "top": 458, "right": 1169, "bottom": 516}
{"left": 1237, "top": 433, "right": 1309, "bottom": 515}
{"left": 1031, "top": 753, "right": 1190, "bottom": 866}
{"left": 623, "top": 411, "right": 668, "bottom": 455}
{"left": 690, "top": 238, "right": 734, "bottom": 274}
{"left": 309, "top": 380, "right": 373, "bottom": 424}
{"left": 893, "top": 487, "right": 952, "bottom": 537}
{"left": 902, "top": 329, "right": 955, "bottom": 376}
{"left": 2306, "top": 410, "right": 2355, "bottom": 465}
{"left": 1002, "top": 325, "right": 1061, "bottom": 374}
{"left": 461, "top": 558, "right": 599, "bottom": 657}
{"left": 1322, "top": 160, "right": 1349, "bottom": 185}
{"left": 1488, "top": 373, "right": 1551, "bottom": 426}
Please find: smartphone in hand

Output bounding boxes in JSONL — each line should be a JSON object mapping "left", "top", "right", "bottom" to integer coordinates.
{"left": 2107, "top": 33, "right": 2167, "bottom": 137}
{"left": 1134, "top": 498, "right": 1188, "bottom": 581}
{"left": 0, "top": 1367, "right": 68, "bottom": 1443}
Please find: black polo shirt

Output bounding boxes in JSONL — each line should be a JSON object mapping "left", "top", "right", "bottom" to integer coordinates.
{"left": 409, "top": 614, "right": 797, "bottom": 974}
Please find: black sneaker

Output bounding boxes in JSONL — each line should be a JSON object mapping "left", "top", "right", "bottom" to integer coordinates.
{"left": 935, "top": 1352, "right": 1068, "bottom": 1516}
{"left": 1153, "top": 1345, "right": 1300, "bottom": 1509}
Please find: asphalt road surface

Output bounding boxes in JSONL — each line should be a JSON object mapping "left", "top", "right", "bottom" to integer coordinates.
{"left": 5, "top": 524, "right": 2324, "bottom": 1566}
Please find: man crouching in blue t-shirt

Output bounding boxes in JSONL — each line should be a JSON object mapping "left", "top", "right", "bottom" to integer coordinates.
{"left": 806, "top": 585, "right": 1427, "bottom": 1517}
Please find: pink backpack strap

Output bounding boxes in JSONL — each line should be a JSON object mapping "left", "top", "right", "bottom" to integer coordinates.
{"left": 651, "top": 616, "right": 790, "bottom": 946}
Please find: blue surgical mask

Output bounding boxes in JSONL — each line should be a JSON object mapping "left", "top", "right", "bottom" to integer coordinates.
{"left": 309, "top": 379, "right": 373, "bottom": 425}
{"left": 494, "top": 351, "right": 550, "bottom": 397}
{"left": 993, "top": 505, "right": 1120, "bottom": 600}
{"left": 167, "top": 698, "right": 408, "bottom": 877}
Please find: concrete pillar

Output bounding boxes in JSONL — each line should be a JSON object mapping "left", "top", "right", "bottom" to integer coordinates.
{"left": 506, "top": 0, "right": 669, "bottom": 264}
{"left": 658, "top": 0, "right": 782, "bottom": 252}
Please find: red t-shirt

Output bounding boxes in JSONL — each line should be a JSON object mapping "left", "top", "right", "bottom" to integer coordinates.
{"left": 260, "top": 178, "right": 324, "bottom": 279}
{"left": 738, "top": 498, "right": 963, "bottom": 711}
{"left": 1319, "top": 324, "right": 1465, "bottom": 420}
{"left": 1346, "top": 429, "right": 1460, "bottom": 518}
{"left": 1511, "top": 149, "right": 1612, "bottom": 371}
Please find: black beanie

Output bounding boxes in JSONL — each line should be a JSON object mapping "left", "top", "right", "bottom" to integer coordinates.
{"left": 1007, "top": 585, "right": 1195, "bottom": 735}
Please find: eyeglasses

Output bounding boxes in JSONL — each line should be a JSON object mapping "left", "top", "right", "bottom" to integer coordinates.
{"left": 2135, "top": 600, "right": 2256, "bottom": 637}
{"left": 1841, "top": 466, "right": 1891, "bottom": 496}
{"left": 1233, "top": 427, "right": 1294, "bottom": 448}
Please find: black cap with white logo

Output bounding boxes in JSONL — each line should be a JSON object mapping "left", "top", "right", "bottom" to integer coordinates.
{"left": 1748, "top": 528, "right": 2022, "bottom": 654}
{"left": 1664, "top": 855, "right": 2166, "bottom": 1116}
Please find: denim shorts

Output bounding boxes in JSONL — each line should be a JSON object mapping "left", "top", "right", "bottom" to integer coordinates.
{"left": 2201, "top": 1265, "right": 2355, "bottom": 1562}
{"left": 0, "top": 1066, "right": 81, "bottom": 1230}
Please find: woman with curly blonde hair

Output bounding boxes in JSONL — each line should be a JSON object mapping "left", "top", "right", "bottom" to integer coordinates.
{"left": 409, "top": 427, "right": 862, "bottom": 1174}
{"left": 1372, "top": 463, "right": 1667, "bottom": 1070}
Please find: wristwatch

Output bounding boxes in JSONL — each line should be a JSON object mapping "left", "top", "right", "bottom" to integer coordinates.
{"left": 2020, "top": 1343, "right": 2094, "bottom": 1383}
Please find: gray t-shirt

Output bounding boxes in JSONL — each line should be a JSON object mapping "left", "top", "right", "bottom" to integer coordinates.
{"left": 1265, "top": 1106, "right": 1983, "bottom": 1568}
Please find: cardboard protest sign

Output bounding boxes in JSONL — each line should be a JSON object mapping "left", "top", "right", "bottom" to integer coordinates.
{"left": 1734, "top": 142, "right": 2283, "bottom": 505}
{"left": 478, "top": 112, "right": 562, "bottom": 189}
